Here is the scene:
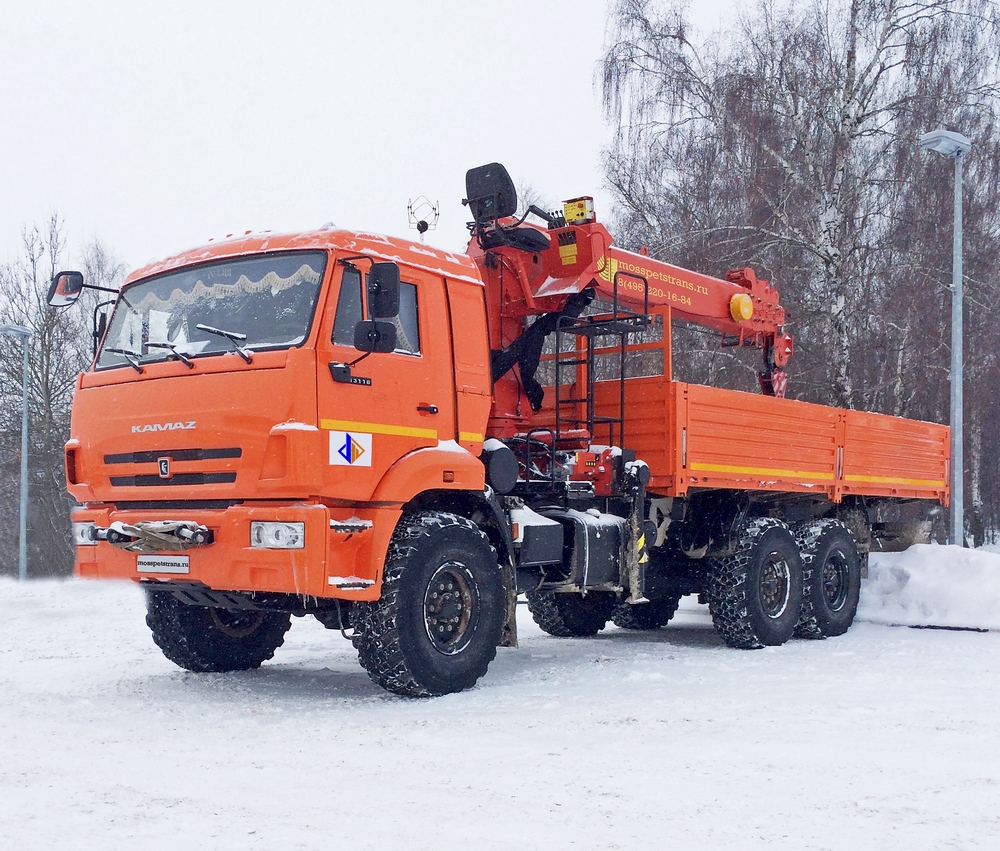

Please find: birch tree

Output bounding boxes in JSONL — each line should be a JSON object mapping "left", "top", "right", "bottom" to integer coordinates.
{"left": 602, "top": 0, "right": 1000, "bottom": 408}
{"left": 0, "top": 219, "right": 126, "bottom": 576}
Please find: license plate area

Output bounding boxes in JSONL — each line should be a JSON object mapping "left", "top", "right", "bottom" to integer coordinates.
{"left": 137, "top": 554, "right": 190, "bottom": 574}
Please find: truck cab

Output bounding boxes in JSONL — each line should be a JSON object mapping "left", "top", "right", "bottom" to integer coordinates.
{"left": 65, "top": 231, "right": 494, "bottom": 603}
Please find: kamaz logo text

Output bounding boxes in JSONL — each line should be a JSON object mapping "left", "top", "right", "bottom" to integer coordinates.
{"left": 131, "top": 421, "right": 197, "bottom": 434}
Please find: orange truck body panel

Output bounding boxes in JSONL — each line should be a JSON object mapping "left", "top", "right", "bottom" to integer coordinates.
{"left": 594, "top": 378, "right": 948, "bottom": 502}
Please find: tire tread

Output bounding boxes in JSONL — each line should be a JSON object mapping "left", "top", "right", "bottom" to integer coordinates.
{"left": 355, "top": 511, "right": 501, "bottom": 697}
{"left": 145, "top": 592, "right": 290, "bottom": 672}
{"left": 794, "top": 519, "right": 861, "bottom": 639}
{"left": 706, "top": 517, "right": 801, "bottom": 649}
{"left": 525, "top": 590, "right": 616, "bottom": 637}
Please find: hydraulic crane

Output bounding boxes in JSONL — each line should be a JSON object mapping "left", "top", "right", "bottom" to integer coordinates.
{"left": 463, "top": 163, "right": 795, "bottom": 439}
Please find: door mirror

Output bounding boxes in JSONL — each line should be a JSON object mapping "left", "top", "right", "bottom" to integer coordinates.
{"left": 367, "top": 263, "right": 400, "bottom": 318}
{"left": 465, "top": 162, "right": 518, "bottom": 223}
{"left": 354, "top": 320, "right": 397, "bottom": 354}
{"left": 47, "top": 271, "right": 85, "bottom": 308}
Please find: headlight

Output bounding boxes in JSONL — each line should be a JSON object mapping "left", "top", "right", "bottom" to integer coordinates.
{"left": 72, "top": 522, "right": 97, "bottom": 546}
{"left": 250, "top": 521, "right": 305, "bottom": 549}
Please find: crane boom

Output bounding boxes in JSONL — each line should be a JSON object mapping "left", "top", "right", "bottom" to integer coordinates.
{"left": 537, "top": 213, "right": 793, "bottom": 364}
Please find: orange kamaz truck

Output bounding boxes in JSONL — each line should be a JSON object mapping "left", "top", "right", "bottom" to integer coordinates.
{"left": 49, "top": 163, "right": 948, "bottom": 696}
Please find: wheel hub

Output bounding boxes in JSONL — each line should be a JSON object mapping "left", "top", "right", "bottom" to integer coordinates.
{"left": 822, "top": 549, "right": 850, "bottom": 611}
{"left": 423, "top": 563, "right": 478, "bottom": 655}
{"left": 759, "top": 554, "right": 791, "bottom": 619}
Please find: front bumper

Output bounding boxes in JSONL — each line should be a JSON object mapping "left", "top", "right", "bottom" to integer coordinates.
{"left": 72, "top": 501, "right": 401, "bottom": 601}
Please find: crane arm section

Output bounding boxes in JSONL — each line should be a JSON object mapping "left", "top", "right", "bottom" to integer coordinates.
{"left": 536, "top": 217, "right": 793, "bottom": 364}
{"left": 463, "top": 165, "right": 795, "bottom": 437}
{"left": 467, "top": 214, "right": 793, "bottom": 386}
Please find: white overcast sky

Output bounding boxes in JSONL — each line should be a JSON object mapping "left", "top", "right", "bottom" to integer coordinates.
{"left": 1, "top": 0, "right": 733, "bottom": 272}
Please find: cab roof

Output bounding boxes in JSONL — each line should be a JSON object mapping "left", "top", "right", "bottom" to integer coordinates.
{"left": 126, "top": 228, "right": 483, "bottom": 287}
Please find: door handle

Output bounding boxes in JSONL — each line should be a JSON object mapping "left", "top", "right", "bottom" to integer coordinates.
{"left": 417, "top": 405, "right": 439, "bottom": 415}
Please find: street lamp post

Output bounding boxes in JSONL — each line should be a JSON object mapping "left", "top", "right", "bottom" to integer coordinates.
{"left": 918, "top": 129, "right": 972, "bottom": 547}
{"left": 1, "top": 323, "right": 32, "bottom": 579}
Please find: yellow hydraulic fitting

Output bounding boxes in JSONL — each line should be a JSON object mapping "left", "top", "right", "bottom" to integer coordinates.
{"left": 730, "top": 293, "right": 754, "bottom": 322}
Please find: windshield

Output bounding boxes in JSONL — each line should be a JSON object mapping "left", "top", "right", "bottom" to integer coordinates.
{"left": 96, "top": 251, "right": 327, "bottom": 370}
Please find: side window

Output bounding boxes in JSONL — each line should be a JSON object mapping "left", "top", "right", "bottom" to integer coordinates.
{"left": 331, "top": 265, "right": 419, "bottom": 355}
{"left": 393, "top": 282, "right": 420, "bottom": 354}
{"left": 332, "top": 266, "right": 363, "bottom": 346}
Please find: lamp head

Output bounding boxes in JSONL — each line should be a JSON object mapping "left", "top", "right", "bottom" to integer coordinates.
{"left": 0, "top": 324, "right": 32, "bottom": 339}
{"left": 919, "top": 129, "right": 972, "bottom": 157}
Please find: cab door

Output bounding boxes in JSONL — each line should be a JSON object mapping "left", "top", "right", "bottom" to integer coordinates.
{"left": 316, "top": 260, "right": 455, "bottom": 502}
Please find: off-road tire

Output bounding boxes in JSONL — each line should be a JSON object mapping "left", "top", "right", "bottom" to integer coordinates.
{"left": 611, "top": 594, "right": 683, "bottom": 630}
{"left": 145, "top": 590, "right": 291, "bottom": 672}
{"left": 525, "top": 590, "right": 617, "bottom": 637}
{"left": 354, "top": 512, "right": 504, "bottom": 697}
{"left": 706, "top": 518, "right": 803, "bottom": 649}
{"left": 794, "top": 519, "right": 862, "bottom": 639}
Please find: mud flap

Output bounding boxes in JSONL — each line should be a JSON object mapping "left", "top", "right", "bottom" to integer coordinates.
{"left": 500, "top": 555, "right": 518, "bottom": 648}
{"left": 624, "top": 462, "right": 651, "bottom": 603}
{"left": 625, "top": 509, "right": 649, "bottom": 604}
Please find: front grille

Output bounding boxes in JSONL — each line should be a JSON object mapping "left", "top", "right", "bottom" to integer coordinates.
{"left": 110, "top": 472, "right": 238, "bottom": 487}
{"left": 113, "top": 500, "right": 242, "bottom": 510}
{"left": 105, "top": 447, "right": 242, "bottom": 464}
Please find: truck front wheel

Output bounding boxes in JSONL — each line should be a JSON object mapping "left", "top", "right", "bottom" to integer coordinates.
{"left": 355, "top": 512, "right": 504, "bottom": 697}
{"left": 794, "top": 520, "right": 862, "bottom": 638}
{"left": 145, "top": 590, "right": 291, "bottom": 672}
{"left": 706, "top": 518, "right": 803, "bottom": 649}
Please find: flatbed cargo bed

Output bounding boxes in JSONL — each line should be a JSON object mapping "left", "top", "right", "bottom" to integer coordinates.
{"left": 595, "top": 378, "right": 948, "bottom": 503}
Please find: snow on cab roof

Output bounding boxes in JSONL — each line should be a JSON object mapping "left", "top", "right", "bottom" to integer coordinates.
{"left": 125, "top": 228, "right": 482, "bottom": 287}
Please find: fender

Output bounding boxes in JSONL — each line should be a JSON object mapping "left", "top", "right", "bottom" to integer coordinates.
{"left": 344, "top": 443, "right": 487, "bottom": 602}
{"left": 370, "top": 441, "right": 485, "bottom": 505}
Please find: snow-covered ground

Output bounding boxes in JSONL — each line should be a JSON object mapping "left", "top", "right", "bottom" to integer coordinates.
{"left": 2, "top": 546, "right": 999, "bottom": 850}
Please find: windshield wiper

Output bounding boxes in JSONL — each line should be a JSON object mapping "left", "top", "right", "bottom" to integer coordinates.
{"left": 196, "top": 323, "right": 253, "bottom": 364}
{"left": 104, "top": 347, "right": 143, "bottom": 373}
{"left": 146, "top": 342, "right": 195, "bottom": 369}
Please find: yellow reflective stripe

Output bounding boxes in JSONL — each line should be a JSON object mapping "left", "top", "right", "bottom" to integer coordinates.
{"left": 459, "top": 431, "right": 484, "bottom": 443}
{"left": 689, "top": 462, "right": 944, "bottom": 488}
{"left": 845, "top": 474, "right": 946, "bottom": 488}
{"left": 689, "top": 462, "right": 835, "bottom": 482}
{"left": 321, "top": 419, "right": 438, "bottom": 440}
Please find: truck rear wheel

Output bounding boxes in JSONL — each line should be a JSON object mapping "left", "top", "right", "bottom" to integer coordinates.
{"left": 706, "top": 518, "right": 803, "bottom": 649}
{"left": 525, "top": 590, "right": 616, "bottom": 637}
{"left": 794, "top": 519, "right": 861, "bottom": 638}
{"left": 144, "top": 590, "right": 291, "bottom": 672}
{"left": 354, "top": 512, "right": 504, "bottom": 697}
{"left": 611, "top": 595, "right": 682, "bottom": 630}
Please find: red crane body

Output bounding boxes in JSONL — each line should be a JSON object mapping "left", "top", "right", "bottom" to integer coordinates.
{"left": 467, "top": 202, "right": 794, "bottom": 436}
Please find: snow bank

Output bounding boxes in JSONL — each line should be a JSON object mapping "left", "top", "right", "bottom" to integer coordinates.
{"left": 860, "top": 544, "right": 1000, "bottom": 630}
